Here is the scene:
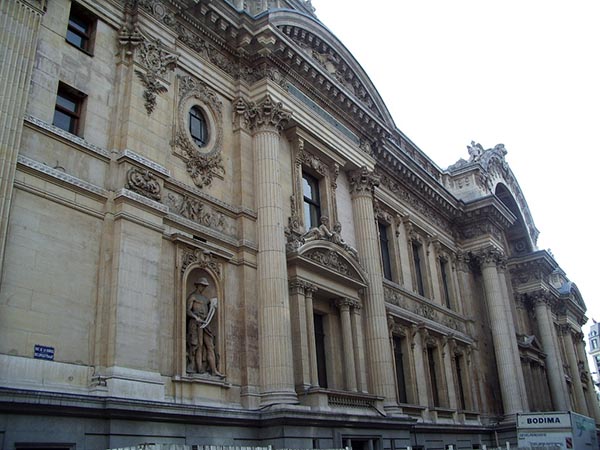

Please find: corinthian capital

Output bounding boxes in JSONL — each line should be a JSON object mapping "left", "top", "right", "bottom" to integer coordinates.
{"left": 348, "top": 166, "right": 380, "bottom": 196}
{"left": 235, "top": 94, "right": 292, "bottom": 133}
{"left": 474, "top": 246, "right": 505, "bottom": 268}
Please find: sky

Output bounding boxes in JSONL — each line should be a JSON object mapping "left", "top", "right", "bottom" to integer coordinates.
{"left": 311, "top": 1, "right": 599, "bottom": 341}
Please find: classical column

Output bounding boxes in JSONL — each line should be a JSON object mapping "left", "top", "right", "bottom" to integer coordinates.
{"left": 412, "top": 325, "right": 431, "bottom": 407}
{"left": 0, "top": 0, "right": 44, "bottom": 273}
{"left": 349, "top": 167, "right": 398, "bottom": 407}
{"left": 533, "top": 294, "right": 569, "bottom": 411}
{"left": 575, "top": 337, "right": 600, "bottom": 422}
{"left": 351, "top": 300, "right": 367, "bottom": 392}
{"left": 497, "top": 263, "right": 529, "bottom": 411}
{"left": 305, "top": 284, "right": 319, "bottom": 387}
{"left": 289, "top": 280, "right": 310, "bottom": 390}
{"left": 443, "top": 337, "right": 458, "bottom": 410}
{"left": 560, "top": 326, "right": 587, "bottom": 414}
{"left": 478, "top": 248, "right": 523, "bottom": 415}
{"left": 335, "top": 298, "right": 357, "bottom": 391}
{"left": 237, "top": 94, "right": 296, "bottom": 405}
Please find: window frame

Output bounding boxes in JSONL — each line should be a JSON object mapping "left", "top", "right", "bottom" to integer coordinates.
{"left": 439, "top": 256, "right": 452, "bottom": 309}
{"left": 302, "top": 171, "right": 322, "bottom": 231}
{"left": 378, "top": 221, "right": 393, "bottom": 281}
{"left": 65, "top": 2, "right": 96, "bottom": 55}
{"left": 189, "top": 105, "right": 209, "bottom": 148}
{"left": 53, "top": 83, "right": 86, "bottom": 136}
{"left": 412, "top": 240, "right": 426, "bottom": 297}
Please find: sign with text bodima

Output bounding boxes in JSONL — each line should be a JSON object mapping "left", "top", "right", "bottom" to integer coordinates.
{"left": 517, "top": 411, "right": 598, "bottom": 449}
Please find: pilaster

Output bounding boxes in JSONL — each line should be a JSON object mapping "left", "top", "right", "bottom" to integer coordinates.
{"left": 0, "top": 0, "right": 45, "bottom": 273}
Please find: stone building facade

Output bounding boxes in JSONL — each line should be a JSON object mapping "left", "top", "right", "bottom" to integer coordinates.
{"left": 1, "top": 0, "right": 599, "bottom": 448}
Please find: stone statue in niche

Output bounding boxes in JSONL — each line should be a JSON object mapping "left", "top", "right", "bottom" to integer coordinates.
{"left": 186, "top": 277, "right": 223, "bottom": 377}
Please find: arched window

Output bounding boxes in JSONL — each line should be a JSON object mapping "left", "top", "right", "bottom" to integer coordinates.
{"left": 189, "top": 106, "right": 208, "bottom": 147}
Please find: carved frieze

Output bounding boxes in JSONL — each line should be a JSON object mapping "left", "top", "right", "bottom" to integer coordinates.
{"left": 166, "top": 192, "right": 236, "bottom": 237}
{"left": 377, "top": 171, "right": 451, "bottom": 231}
{"left": 125, "top": 167, "right": 161, "bottom": 201}
{"left": 279, "top": 25, "right": 379, "bottom": 117}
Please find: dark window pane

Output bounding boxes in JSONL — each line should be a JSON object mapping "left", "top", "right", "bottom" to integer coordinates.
{"left": 189, "top": 106, "right": 207, "bottom": 147}
{"left": 53, "top": 110, "right": 75, "bottom": 134}
{"left": 302, "top": 172, "right": 321, "bottom": 229}
{"left": 66, "top": 29, "right": 86, "bottom": 48}
{"left": 68, "top": 16, "right": 89, "bottom": 34}
{"left": 379, "top": 222, "right": 392, "bottom": 280}
{"left": 56, "top": 94, "right": 77, "bottom": 112}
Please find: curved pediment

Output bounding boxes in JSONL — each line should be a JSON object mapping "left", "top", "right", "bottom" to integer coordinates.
{"left": 269, "top": 10, "right": 396, "bottom": 130}
{"left": 559, "top": 281, "right": 586, "bottom": 313}
{"left": 290, "top": 240, "right": 368, "bottom": 287}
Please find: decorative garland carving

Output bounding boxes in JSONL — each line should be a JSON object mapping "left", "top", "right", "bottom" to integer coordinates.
{"left": 125, "top": 167, "right": 161, "bottom": 201}
{"left": 134, "top": 38, "right": 177, "bottom": 115}
{"left": 304, "top": 249, "right": 359, "bottom": 280}
{"left": 174, "top": 75, "right": 225, "bottom": 189}
{"left": 181, "top": 247, "right": 221, "bottom": 277}
{"left": 177, "top": 133, "right": 225, "bottom": 188}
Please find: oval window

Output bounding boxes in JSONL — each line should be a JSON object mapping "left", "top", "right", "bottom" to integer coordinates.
{"left": 189, "top": 106, "right": 208, "bottom": 147}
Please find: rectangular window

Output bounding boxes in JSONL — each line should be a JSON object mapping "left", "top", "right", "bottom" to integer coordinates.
{"left": 393, "top": 336, "right": 407, "bottom": 403}
{"left": 379, "top": 222, "right": 393, "bottom": 281}
{"left": 66, "top": 2, "right": 96, "bottom": 54}
{"left": 427, "top": 346, "right": 440, "bottom": 407}
{"left": 314, "top": 313, "right": 328, "bottom": 388}
{"left": 302, "top": 172, "right": 321, "bottom": 230}
{"left": 592, "top": 338, "right": 598, "bottom": 350}
{"left": 440, "top": 257, "right": 452, "bottom": 309}
{"left": 53, "top": 83, "right": 86, "bottom": 136}
{"left": 412, "top": 241, "right": 425, "bottom": 296}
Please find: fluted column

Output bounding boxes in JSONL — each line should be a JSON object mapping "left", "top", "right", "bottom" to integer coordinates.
{"left": 443, "top": 337, "right": 458, "bottom": 410}
{"left": 560, "top": 326, "right": 587, "bottom": 414}
{"left": 289, "top": 280, "right": 310, "bottom": 389}
{"left": 412, "top": 325, "right": 430, "bottom": 407}
{"left": 0, "top": 0, "right": 44, "bottom": 273}
{"left": 335, "top": 298, "right": 357, "bottom": 391}
{"left": 575, "top": 338, "right": 600, "bottom": 422}
{"left": 497, "top": 264, "right": 529, "bottom": 412}
{"left": 479, "top": 248, "right": 523, "bottom": 415}
{"left": 305, "top": 284, "right": 319, "bottom": 387}
{"left": 349, "top": 167, "right": 397, "bottom": 408}
{"left": 351, "top": 300, "right": 367, "bottom": 392}
{"left": 237, "top": 94, "right": 296, "bottom": 405}
{"left": 533, "top": 294, "right": 569, "bottom": 411}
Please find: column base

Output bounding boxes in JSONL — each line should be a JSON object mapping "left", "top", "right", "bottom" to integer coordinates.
{"left": 260, "top": 389, "right": 299, "bottom": 408}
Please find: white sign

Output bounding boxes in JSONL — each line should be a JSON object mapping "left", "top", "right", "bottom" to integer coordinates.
{"left": 518, "top": 431, "right": 570, "bottom": 449}
{"left": 517, "top": 413, "right": 572, "bottom": 430}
